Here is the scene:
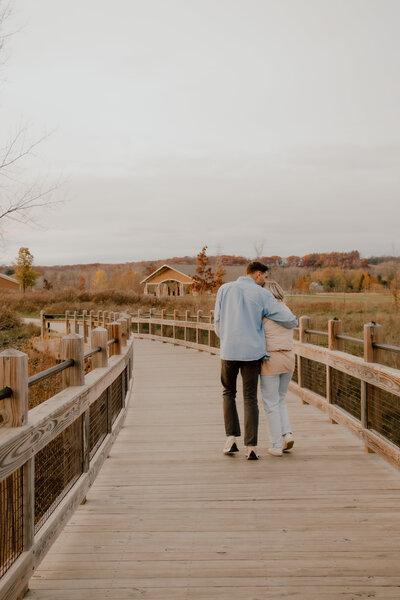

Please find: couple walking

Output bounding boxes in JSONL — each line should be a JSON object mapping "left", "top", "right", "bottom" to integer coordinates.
{"left": 214, "top": 261, "right": 298, "bottom": 460}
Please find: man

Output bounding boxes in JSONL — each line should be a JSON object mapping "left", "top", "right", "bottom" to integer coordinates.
{"left": 214, "top": 261, "right": 297, "bottom": 460}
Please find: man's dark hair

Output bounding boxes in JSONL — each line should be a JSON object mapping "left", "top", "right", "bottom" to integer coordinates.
{"left": 246, "top": 261, "right": 269, "bottom": 274}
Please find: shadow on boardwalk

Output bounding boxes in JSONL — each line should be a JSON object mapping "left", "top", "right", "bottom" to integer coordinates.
{"left": 27, "top": 339, "right": 400, "bottom": 599}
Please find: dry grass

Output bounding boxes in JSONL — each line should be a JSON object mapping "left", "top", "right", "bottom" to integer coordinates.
{"left": 2, "top": 289, "right": 216, "bottom": 317}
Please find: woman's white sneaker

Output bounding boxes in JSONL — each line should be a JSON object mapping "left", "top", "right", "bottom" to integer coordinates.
{"left": 268, "top": 447, "right": 283, "bottom": 457}
{"left": 282, "top": 433, "right": 294, "bottom": 451}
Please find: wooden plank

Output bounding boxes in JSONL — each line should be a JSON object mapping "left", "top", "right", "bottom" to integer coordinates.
{"left": 24, "top": 339, "right": 400, "bottom": 600}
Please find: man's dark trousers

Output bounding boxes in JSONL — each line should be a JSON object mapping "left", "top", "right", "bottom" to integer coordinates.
{"left": 221, "top": 359, "right": 261, "bottom": 447}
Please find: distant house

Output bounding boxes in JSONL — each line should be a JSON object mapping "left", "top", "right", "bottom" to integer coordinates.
{"left": 0, "top": 273, "right": 20, "bottom": 292}
{"left": 141, "top": 265, "right": 195, "bottom": 297}
{"left": 141, "top": 264, "right": 246, "bottom": 297}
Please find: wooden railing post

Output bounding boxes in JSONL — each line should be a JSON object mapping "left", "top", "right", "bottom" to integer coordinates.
{"left": 125, "top": 313, "right": 132, "bottom": 338}
{"left": 149, "top": 308, "right": 156, "bottom": 336}
{"left": 185, "top": 310, "right": 190, "bottom": 343}
{"left": 118, "top": 318, "right": 128, "bottom": 348}
{"left": 327, "top": 318, "right": 343, "bottom": 423}
{"left": 137, "top": 309, "right": 142, "bottom": 335}
{"left": 209, "top": 311, "right": 214, "bottom": 348}
{"left": 73, "top": 311, "right": 78, "bottom": 334}
{"left": 328, "top": 318, "right": 343, "bottom": 351}
{"left": 363, "top": 322, "right": 383, "bottom": 453}
{"left": 40, "top": 309, "right": 46, "bottom": 340}
{"left": 0, "top": 349, "right": 28, "bottom": 427}
{"left": 364, "top": 322, "right": 383, "bottom": 364}
{"left": 160, "top": 309, "right": 165, "bottom": 338}
{"left": 61, "top": 334, "right": 84, "bottom": 387}
{"left": 299, "top": 316, "right": 311, "bottom": 344}
{"left": 82, "top": 310, "right": 87, "bottom": 343}
{"left": 112, "top": 322, "right": 122, "bottom": 355}
{"left": 173, "top": 309, "right": 178, "bottom": 342}
{"left": 196, "top": 310, "right": 202, "bottom": 346}
{"left": 91, "top": 327, "right": 108, "bottom": 368}
{"left": 65, "top": 310, "right": 70, "bottom": 335}
{"left": 89, "top": 310, "right": 94, "bottom": 337}
{"left": 297, "top": 316, "right": 311, "bottom": 404}
{"left": 106, "top": 323, "right": 114, "bottom": 356}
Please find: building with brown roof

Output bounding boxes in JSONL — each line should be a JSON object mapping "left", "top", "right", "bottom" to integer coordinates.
{"left": 141, "top": 264, "right": 246, "bottom": 297}
{"left": 0, "top": 273, "right": 20, "bottom": 292}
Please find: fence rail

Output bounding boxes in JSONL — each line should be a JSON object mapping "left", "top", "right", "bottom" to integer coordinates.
{"left": 0, "top": 315, "right": 133, "bottom": 600}
{"left": 130, "top": 309, "right": 400, "bottom": 470}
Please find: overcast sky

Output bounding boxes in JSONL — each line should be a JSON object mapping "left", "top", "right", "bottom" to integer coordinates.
{"left": 1, "top": 0, "right": 399, "bottom": 266}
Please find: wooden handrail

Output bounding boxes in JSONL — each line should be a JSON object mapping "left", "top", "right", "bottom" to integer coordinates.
{"left": 0, "top": 324, "right": 134, "bottom": 600}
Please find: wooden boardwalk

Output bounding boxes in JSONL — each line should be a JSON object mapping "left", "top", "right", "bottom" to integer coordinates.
{"left": 26, "top": 339, "right": 400, "bottom": 599}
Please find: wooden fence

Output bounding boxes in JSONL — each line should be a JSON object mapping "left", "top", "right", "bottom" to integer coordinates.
{"left": 130, "top": 309, "right": 400, "bottom": 470}
{"left": 0, "top": 317, "right": 133, "bottom": 600}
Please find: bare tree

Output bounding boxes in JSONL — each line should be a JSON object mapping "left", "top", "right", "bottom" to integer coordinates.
{"left": 253, "top": 239, "right": 265, "bottom": 259}
{"left": 0, "top": 3, "right": 57, "bottom": 231}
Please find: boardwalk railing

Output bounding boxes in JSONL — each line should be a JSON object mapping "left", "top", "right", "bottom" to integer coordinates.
{"left": 0, "top": 317, "right": 133, "bottom": 600}
{"left": 130, "top": 309, "right": 400, "bottom": 470}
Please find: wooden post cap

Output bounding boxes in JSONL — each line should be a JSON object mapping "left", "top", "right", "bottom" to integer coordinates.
{"left": 0, "top": 348, "right": 28, "bottom": 427}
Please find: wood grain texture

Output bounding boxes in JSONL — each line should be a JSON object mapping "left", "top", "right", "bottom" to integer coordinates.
{"left": 293, "top": 340, "right": 400, "bottom": 396}
{"left": 0, "top": 350, "right": 28, "bottom": 428}
{"left": 0, "top": 341, "right": 133, "bottom": 481}
{"left": 25, "top": 339, "right": 400, "bottom": 600}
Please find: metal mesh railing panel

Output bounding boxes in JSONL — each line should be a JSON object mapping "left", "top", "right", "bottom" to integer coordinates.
{"left": 367, "top": 385, "right": 400, "bottom": 448}
{"left": 0, "top": 468, "right": 23, "bottom": 578}
{"left": 34, "top": 418, "right": 83, "bottom": 532}
{"left": 198, "top": 329, "right": 211, "bottom": 346}
{"left": 292, "top": 357, "right": 298, "bottom": 383}
{"left": 124, "top": 365, "right": 129, "bottom": 396}
{"left": 111, "top": 373, "right": 123, "bottom": 424}
{"left": 89, "top": 390, "right": 108, "bottom": 460}
{"left": 300, "top": 357, "right": 326, "bottom": 397}
{"left": 331, "top": 369, "right": 361, "bottom": 420}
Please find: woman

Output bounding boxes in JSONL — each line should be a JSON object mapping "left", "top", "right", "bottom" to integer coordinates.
{"left": 261, "top": 280, "right": 295, "bottom": 456}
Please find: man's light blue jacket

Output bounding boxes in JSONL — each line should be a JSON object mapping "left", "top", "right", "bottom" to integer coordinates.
{"left": 214, "top": 276, "right": 298, "bottom": 361}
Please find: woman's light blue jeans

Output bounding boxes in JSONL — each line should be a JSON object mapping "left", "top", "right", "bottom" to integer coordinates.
{"left": 260, "top": 372, "right": 293, "bottom": 448}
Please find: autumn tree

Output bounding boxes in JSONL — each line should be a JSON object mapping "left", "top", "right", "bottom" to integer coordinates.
{"left": 13, "top": 247, "right": 39, "bottom": 292}
{"left": 92, "top": 269, "right": 108, "bottom": 290}
{"left": 192, "top": 246, "right": 226, "bottom": 294}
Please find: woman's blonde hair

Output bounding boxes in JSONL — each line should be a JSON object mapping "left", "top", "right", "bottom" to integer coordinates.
{"left": 264, "top": 280, "right": 285, "bottom": 301}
